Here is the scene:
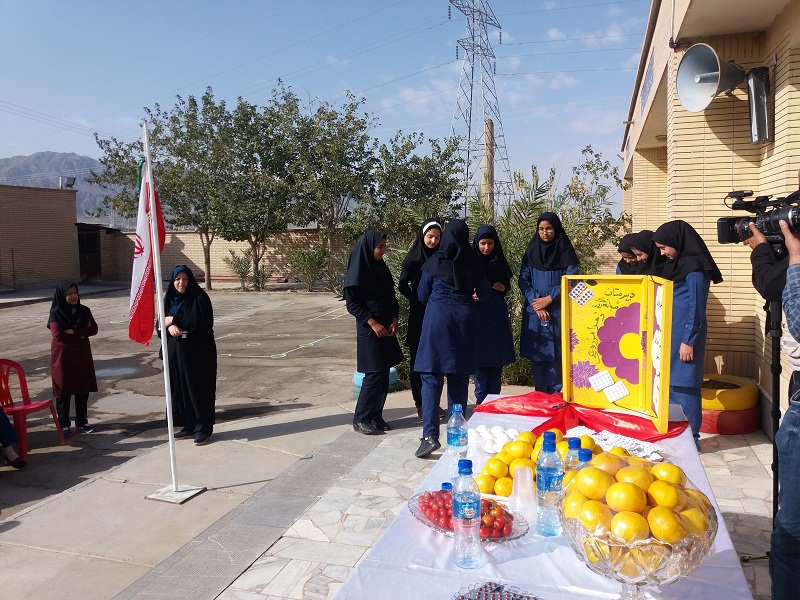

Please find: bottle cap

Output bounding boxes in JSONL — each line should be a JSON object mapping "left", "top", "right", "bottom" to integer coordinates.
{"left": 567, "top": 437, "right": 581, "bottom": 449}
{"left": 441, "top": 482, "right": 453, "bottom": 491}
{"left": 457, "top": 458, "right": 473, "bottom": 474}
{"left": 451, "top": 404, "right": 463, "bottom": 414}
{"left": 542, "top": 431, "right": 556, "bottom": 443}
{"left": 542, "top": 440, "right": 556, "bottom": 452}
{"left": 578, "top": 448, "right": 593, "bottom": 462}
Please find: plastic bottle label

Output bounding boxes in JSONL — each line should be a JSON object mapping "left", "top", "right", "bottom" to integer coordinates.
{"left": 453, "top": 497, "right": 480, "bottom": 520}
{"left": 536, "top": 470, "right": 563, "bottom": 493}
{"left": 447, "top": 429, "right": 468, "bottom": 448}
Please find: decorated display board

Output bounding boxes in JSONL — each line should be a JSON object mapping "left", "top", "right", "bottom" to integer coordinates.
{"left": 561, "top": 275, "right": 673, "bottom": 433}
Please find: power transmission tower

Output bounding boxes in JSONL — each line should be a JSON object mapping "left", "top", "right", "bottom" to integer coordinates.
{"left": 449, "top": 0, "right": 514, "bottom": 217}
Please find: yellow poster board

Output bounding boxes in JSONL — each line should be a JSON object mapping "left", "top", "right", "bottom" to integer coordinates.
{"left": 561, "top": 275, "right": 673, "bottom": 434}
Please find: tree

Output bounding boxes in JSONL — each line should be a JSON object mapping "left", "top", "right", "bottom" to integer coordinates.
{"left": 294, "top": 93, "right": 377, "bottom": 259}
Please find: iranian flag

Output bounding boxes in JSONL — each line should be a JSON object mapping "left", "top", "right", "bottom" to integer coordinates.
{"left": 129, "top": 158, "right": 165, "bottom": 344}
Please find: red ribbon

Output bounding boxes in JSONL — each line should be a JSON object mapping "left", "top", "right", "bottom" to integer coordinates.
{"left": 474, "top": 391, "right": 688, "bottom": 442}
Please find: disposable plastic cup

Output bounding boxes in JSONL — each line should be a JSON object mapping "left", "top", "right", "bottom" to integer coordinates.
{"left": 508, "top": 466, "right": 536, "bottom": 517}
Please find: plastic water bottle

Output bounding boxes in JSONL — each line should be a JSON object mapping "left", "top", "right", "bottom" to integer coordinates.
{"left": 536, "top": 437, "right": 564, "bottom": 537}
{"left": 536, "top": 430, "right": 557, "bottom": 461}
{"left": 563, "top": 437, "right": 582, "bottom": 471}
{"left": 441, "top": 481, "right": 453, "bottom": 493}
{"left": 575, "top": 448, "right": 593, "bottom": 469}
{"left": 446, "top": 404, "right": 468, "bottom": 482}
{"left": 452, "top": 459, "right": 488, "bottom": 569}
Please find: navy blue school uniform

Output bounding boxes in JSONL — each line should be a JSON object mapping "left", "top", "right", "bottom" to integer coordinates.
{"left": 472, "top": 226, "right": 516, "bottom": 403}
{"left": 344, "top": 231, "right": 404, "bottom": 430}
{"left": 653, "top": 220, "right": 722, "bottom": 442}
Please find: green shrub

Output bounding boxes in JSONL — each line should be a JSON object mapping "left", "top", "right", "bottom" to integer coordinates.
{"left": 290, "top": 246, "right": 328, "bottom": 291}
{"left": 222, "top": 249, "right": 252, "bottom": 291}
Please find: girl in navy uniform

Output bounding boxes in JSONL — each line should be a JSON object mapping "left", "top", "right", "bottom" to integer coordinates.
{"left": 414, "top": 219, "right": 490, "bottom": 458}
{"left": 518, "top": 213, "right": 580, "bottom": 394}
{"left": 398, "top": 219, "right": 445, "bottom": 421}
{"left": 616, "top": 233, "right": 641, "bottom": 275}
{"left": 653, "top": 220, "right": 722, "bottom": 448}
{"left": 629, "top": 230, "right": 668, "bottom": 278}
{"left": 471, "top": 225, "right": 516, "bottom": 404}
{"left": 344, "top": 231, "right": 404, "bottom": 435}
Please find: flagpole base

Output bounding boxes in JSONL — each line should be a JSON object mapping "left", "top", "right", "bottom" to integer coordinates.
{"left": 146, "top": 484, "right": 207, "bottom": 505}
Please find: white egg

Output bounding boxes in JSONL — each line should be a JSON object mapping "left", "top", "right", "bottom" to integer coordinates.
{"left": 468, "top": 428, "right": 478, "bottom": 442}
{"left": 490, "top": 425, "right": 506, "bottom": 437}
{"left": 480, "top": 429, "right": 494, "bottom": 441}
{"left": 484, "top": 441, "right": 498, "bottom": 454}
{"left": 506, "top": 428, "right": 520, "bottom": 439}
{"left": 475, "top": 424, "right": 489, "bottom": 434}
{"left": 494, "top": 433, "right": 511, "bottom": 446}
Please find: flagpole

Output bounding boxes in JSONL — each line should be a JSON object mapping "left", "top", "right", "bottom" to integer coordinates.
{"left": 142, "top": 120, "right": 180, "bottom": 493}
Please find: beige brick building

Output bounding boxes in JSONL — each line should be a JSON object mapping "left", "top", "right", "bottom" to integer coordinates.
{"left": 622, "top": 0, "right": 800, "bottom": 425}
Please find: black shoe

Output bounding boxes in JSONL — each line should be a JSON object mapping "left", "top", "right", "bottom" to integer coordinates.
{"left": 194, "top": 433, "right": 209, "bottom": 446}
{"left": 438, "top": 407, "right": 447, "bottom": 421}
{"left": 415, "top": 436, "right": 441, "bottom": 458}
{"left": 174, "top": 428, "right": 193, "bottom": 440}
{"left": 353, "top": 422, "right": 383, "bottom": 435}
{"left": 4, "top": 455, "right": 26, "bottom": 470}
{"left": 372, "top": 417, "right": 391, "bottom": 431}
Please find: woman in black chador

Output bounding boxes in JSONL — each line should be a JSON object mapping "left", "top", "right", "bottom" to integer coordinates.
{"left": 344, "top": 231, "right": 405, "bottom": 435}
{"left": 163, "top": 265, "right": 217, "bottom": 445}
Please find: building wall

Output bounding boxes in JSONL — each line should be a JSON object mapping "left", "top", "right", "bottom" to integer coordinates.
{"left": 0, "top": 185, "right": 79, "bottom": 290}
{"left": 631, "top": 146, "right": 668, "bottom": 230}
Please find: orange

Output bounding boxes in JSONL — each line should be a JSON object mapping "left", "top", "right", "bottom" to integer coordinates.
{"left": 496, "top": 450, "right": 515, "bottom": 465}
{"left": 680, "top": 507, "right": 710, "bottom": 536}
{"left": 509, "top": 457, "right": 535, "bottom": 477}
{"left": 615, "top": 466, "right": 655, "bottom": 492}
{"left": 579, "top": 435, "right": 596, "bottom": 451}
{"left": 547, "top": 428, "right": 564, "bottom": 444}
{"left": 556, "top": 440, "right": 571, "bottom": 459}
{"left": 608, "top": 446, "right": 631, "bottom": 457}
{"left": 606, "top": 482, "right": 648, "bottom": 513}
{"left": 626, "top": 456, "right": 655, "bottom": 470}
{"left": 485, "top": 457, "right": 509, "bottom": 479}
{"left": 579, "top": 500, "right": 613, "bottom": 534}
{"left": 684, "top": 488, "right": 713, "bottom": 518}
{"left": 647, "top": 480, "right": 688, "bottom": 511}
{"left": 516, "top": 431, "right": 536, "bottom": 445}
{"left": 475, "top": 474, "right": 496, "bottom": 495}
{"left": 591, "top": 451, "right": 628, "bottom": 476}
{"left": 494, "top": 476, "right": 514, "bottom": 497}
{"left": 575, "top": 466, "right": 616, "bottom": 501}
{"left": 506, "top": 440, "right": 534, "bottom": 460}
{"left": 650, "top": 462, "right": 687, "bottom": 488}
{"left": 611, "top": 511, "right": 651, "bottom": 543}
{"left": 647, "top": 506, "right": 690, "bottom": 544}
{"left": 562, "top": 469, "right": 578, "bottom": 490}
{"left": 563, "top": 490, "right": 588, "bottom": 519}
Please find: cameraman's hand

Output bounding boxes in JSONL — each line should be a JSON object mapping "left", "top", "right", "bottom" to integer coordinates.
{"left": 743, "top": 223, "right": 768, "bottom": 249}
{"left": 679, "top": 343, "right": 694, "bottom": 362}
{"left": 779, "top": 220, "right": 800, "bottom": 265}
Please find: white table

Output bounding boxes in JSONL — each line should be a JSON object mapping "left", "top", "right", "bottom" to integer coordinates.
{"left": 334, "top": 410, "right": 754, "bottom": 600}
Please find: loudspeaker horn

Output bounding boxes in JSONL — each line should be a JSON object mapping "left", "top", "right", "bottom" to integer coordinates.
{"left": 676, "top": 43, "right": 746, "bottom": 112}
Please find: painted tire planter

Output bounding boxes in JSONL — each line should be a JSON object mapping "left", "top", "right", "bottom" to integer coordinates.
{"left": 353, "top": 367, "right": 399, "bottom": 387}
{"left": 701, "top": 374, "right": 758, "bottom": 412}
{"left": 351, "top": 381, "right": 405, "bottom": 399}
{"left": 700, "top": 405, "right": 761, "bottom": 435}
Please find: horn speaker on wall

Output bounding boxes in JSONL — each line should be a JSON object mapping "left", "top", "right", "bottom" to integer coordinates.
{"left": 676, "top": 43, "right": 746, "bottom": 112}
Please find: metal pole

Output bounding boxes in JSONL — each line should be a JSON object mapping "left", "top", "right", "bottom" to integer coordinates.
{"left": 142, "top": 120, "right": 180, "bottom": 493}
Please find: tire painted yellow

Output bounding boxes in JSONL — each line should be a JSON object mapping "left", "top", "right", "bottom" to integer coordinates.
{"left": 701, "top": 374, "right": 758, "bottom": 411}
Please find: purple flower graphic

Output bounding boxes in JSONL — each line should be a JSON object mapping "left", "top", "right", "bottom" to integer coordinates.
{"left": 570, "top": 330, "right": 579, "bottom": 351}
{"left": 597, "top": 302, "right": 641, "bottom": 385}
{"left": 572, "top": 361, "right": 599, "bottom": 389}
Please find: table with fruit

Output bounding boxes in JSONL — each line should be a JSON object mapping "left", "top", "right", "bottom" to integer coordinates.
{"left": 333, "top": 410, "right": 754, "bottom": 600}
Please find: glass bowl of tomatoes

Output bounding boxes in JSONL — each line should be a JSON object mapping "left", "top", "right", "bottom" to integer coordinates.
{"left": 408, "top": 490, "right": 528, "bottom": 541}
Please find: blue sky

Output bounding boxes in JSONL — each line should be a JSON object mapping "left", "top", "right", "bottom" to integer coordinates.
{"left": 0, "top": 0, "right": 649, "bottom": 211}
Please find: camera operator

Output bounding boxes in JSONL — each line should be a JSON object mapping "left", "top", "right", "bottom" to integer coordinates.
{"left": 770, "top": 218, "right": 800, "bottom": 599}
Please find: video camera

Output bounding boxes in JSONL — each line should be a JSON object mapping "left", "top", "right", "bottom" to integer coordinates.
{"left": 717, "top": 188, "right": 800, "bottom": 244}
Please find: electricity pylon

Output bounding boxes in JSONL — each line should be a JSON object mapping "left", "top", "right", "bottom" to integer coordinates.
{"left": 449, "top": 0, "right": 514, "bottom": 217}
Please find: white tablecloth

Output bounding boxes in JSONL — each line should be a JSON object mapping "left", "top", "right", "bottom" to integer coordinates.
{"left": 334, "top": 408, "right": 754, "bottom": 600}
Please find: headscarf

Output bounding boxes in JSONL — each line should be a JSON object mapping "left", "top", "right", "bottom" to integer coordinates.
{"left": 616, "top": 233, "right": 641, "bottom": 275}
{"left": 399, "top": 218, "right": 441, "bottom": 284}
{"left": 421, "top": 219, "right": 485, "bottom": 292}
{"left": 47, "top": 283, "right": 92, "bottom": 328}
{"left": 652, "top": 220, "right": 723, "bottom": 284}
{"left": 164, "top": 265, "right": 203, "bottom": 316}
{"left": 472, "top": 225, "right": 513, "bottom": 287}
{"left": 343, "top": 230, "right": 394, "bottom": 296}
{"left": 628, "top": 230, "right": 668, "bottom": 278}
{"left": 522, "top": 212, "right": 580, "bottom": 271}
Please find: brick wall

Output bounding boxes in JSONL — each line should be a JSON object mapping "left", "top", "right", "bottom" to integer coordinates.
{"left": 0, "top": 185, "right": 80, "bottom": 290}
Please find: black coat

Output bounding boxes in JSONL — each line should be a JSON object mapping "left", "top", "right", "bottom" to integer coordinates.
{"left": 344, "top": 286, "right": 404, "bottom": 373}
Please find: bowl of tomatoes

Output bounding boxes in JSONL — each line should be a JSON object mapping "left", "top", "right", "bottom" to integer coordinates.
{"left": 408, "top": 489, "right": 528, "bottom": 541}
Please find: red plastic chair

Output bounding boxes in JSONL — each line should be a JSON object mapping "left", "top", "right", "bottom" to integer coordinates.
{"left": 0, "top": 359, "right": 65, "bottom": 459}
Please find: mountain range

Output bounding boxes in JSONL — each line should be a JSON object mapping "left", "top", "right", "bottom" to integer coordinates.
{"left": 0, "top": 152, "right": 126, "bottom": 226}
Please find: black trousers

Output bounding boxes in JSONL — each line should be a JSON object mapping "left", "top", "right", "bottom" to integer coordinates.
{"left": 353, "top": 370, "right": 388, "bottom": 425}
{"left": 56, "top": 394, "right": 89, "bottom": 428}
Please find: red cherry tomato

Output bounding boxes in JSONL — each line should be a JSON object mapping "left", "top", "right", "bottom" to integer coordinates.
{"left": 493, "top": 515, "right": 507, "bottom": 531}
{"left": 479, "top": 526, "right": 491, "bottom": 539}
{"left": 490, "top": 528, "right": 502, "bottom": 539}
{"left": 481, "top": 514, "right": 495, "bottom": 528}
{"left": 502, "top": 523, "right": 513, "bottom": 537}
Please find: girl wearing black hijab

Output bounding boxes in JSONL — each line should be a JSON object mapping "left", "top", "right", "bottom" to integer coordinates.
{"left": 398, "top": 219, "right": 445, "bottom": 420}
{"left": 628, "top": 230, "right": 668, "bottom": 277}
{"left": 163, "top": 265, "right": 217, "bottom": 445}
{"left": 48, "top": 283, "right": 98, "bottom": 437}
{"left": 344, "top": 231, "right": 404, "bottom": 435}
{"left": 518, "top": 212, "right": 580, "bottom": 393}
{"left": 472, "top": 225, "right": 516, "bottom": 403}
{"left": 414, "top": 219, "right": 490, "bottom": 458}
{"left": 653, "top": 220, "right": 723, "bottom": 448}
{"left": 616, "top": 233, "right": 641, "bottom": 275}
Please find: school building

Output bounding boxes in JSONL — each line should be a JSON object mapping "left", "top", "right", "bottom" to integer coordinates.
{"left": 621, "top": 0, "right": 800, "bottom": 428}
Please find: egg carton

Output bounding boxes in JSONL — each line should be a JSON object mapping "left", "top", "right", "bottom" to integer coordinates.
{"left": 451, "top": 581, "right": 541, "bottom": 600}
{"left": 470, "top": 424, "right": 522, "bottom": 455}
{"left": 565, "top": 425, "right": 665, "bottom": 461}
